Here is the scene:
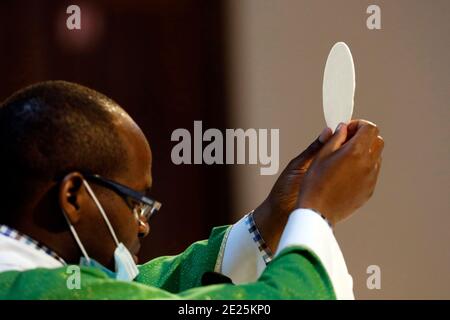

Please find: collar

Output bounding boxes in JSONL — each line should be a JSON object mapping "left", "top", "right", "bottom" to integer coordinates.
{"left": 0, "top": 225, "right": 66, "bottom": 269}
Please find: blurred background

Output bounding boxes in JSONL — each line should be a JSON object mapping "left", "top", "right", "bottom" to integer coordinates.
{"left": 0, "top": 0, "right": 448, "bottom": 299}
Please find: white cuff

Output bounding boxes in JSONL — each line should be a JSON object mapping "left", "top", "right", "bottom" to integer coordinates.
{"left": 276, "top": 208, "right": 354, "bottom": 300}
{"left": 220, "top": 215, "right": 266, "bottom": 284}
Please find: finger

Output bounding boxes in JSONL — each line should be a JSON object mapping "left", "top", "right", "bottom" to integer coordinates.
{"left": 366, "top": 157, "right": 382, "bottom": 198}
{"left": 318, "top": 127, "right": 333, "bottom": 144}
{"left": 375, "top": 157, "right": 382, "bottom": 173}
{"left": 348, "top": 119, "right": 377, "bottom": 131}
{"left": 370, "top": 157, "right": 382, "bottom": 184}
{"left": 347, "top": 119, "right": 377, "bottom": 139}
{"left": 370, "top": 135, "right": 385, "bottom": 160}
{"left": 287, "top": 127, "right": 332, "bottom": 169}
{"left": 347, "top": 121, "right": 379, "bottom": 151}
{"left": 346, "top": 120, "right": 360, "bottom": 139}
{"left": 370, "top": 157, "right": 382, "bottom": 191}
{"left": 318, "top": 122, "right": 348, "bottom": 158}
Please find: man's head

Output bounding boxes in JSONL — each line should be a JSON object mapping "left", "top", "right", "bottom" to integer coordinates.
{"left": 0, "top": 81, "right": 153, "bottom": 268}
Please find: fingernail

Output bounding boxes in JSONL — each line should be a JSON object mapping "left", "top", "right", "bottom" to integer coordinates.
{"left": 319, "top": 127, "right": 331, "bottom": 143}
{"left": 335, "top": 123, "right": 345, "bottom": 132}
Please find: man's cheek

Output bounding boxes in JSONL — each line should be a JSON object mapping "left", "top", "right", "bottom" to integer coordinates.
{"left": 104, "top": 201, "right": 134, "bottom": 238}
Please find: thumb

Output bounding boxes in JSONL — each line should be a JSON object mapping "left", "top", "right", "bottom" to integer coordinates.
{"left": 318, "top": 122, "right": 348, "bottom": 158}
{"left": 287, "top": 127, "right": 332, "bottom": 169}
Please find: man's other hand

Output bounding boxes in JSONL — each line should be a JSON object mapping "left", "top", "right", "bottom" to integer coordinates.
{"left": 297, "top": 120, "right": 384, "bottom": 226}
{"left": 253, "top": 119, "right": 384, "bottom": 252}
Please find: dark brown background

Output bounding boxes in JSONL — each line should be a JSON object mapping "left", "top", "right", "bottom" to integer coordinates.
{"left": 0, "top": 0, "right": 232, "bottom": 262}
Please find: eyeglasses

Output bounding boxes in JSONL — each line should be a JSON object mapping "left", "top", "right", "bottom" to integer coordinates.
{"left": 83, "top": 173, "right": 162, "bottom": 221}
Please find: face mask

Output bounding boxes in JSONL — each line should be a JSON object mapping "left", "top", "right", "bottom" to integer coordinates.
{"left": 62, "top": 179, "right": 139, "bottom": 281}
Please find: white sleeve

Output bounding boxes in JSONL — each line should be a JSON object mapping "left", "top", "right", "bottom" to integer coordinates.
{"left": 275, "top": 208, "right": 354, "bottom": 300}
{"left": 220, "top": 209, "right": 354, "bottom": 300}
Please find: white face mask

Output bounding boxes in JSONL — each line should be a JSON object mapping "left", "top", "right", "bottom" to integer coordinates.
{"left": 62, "top": 179, "right": 139, "bottom": 281}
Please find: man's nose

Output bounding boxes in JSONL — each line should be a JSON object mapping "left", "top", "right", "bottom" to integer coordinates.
{"left": 138, "top": 218, "right": 150, "bottom": 238}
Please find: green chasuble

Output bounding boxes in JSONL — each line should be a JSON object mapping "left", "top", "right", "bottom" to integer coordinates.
{"left": 0, "top": 226, "right": 336, "bottom": 300}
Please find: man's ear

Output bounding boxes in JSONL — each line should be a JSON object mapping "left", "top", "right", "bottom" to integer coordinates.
{"left": 59, "top": 172, "right": 85, "bottom": 225}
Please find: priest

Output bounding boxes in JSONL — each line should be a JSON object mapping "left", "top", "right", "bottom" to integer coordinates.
{"left": 0, "top": 81, "right": 383, "bottom": 299}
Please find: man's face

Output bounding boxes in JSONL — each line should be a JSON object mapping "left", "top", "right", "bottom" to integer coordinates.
{"left": 70, "top": 114, "right": 153, "bottom": 269}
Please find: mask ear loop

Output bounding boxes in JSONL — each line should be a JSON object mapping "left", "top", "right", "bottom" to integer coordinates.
{"left": 61, "top": 208, "right": 92, "bottom": 263}
{"left": 82, "top": 179, "right": 120, "bottom": 247}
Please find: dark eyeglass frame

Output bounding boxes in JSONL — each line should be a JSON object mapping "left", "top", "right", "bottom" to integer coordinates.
{"left": 83, "top": 173, "right": 162, "bottom": 221}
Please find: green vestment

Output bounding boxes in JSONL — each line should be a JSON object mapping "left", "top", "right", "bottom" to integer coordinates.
{"left": 0, "top": 226, "right": 336, "bottom": 299}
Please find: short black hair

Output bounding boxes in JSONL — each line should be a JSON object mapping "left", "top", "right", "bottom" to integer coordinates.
{"left": 0, "top": 81, "right": 128, "bottom": 219}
